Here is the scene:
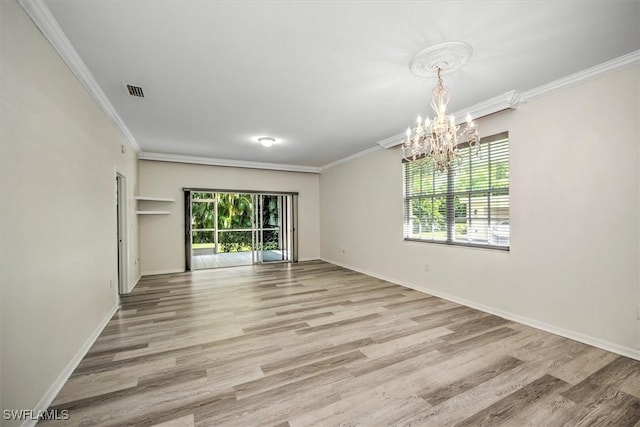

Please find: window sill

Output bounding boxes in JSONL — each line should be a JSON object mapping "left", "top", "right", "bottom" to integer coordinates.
{"left": 404, "top": 238, "right": 510, "bottom": 252}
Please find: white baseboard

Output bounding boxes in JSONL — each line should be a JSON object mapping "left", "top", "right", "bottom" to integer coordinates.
{"left": 321, "top": 257, "right": 640, "bottom": 362}
{"left": 140, "top": 268, "right": 184, "bottom": 276}
{"left": 22, "top": 303, "right": 119, "bottom": 427}
{"left": 297, "top": 257, "right": 321, "bottom": 262}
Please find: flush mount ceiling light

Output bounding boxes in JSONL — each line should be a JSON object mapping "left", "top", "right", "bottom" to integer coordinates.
{"left": 257, "top": 137, "right": 276, "bottom": 147}
{"left": 402, "top": 42, "right": 480, "bottom": 172}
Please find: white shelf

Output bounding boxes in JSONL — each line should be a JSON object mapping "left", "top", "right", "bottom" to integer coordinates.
{"left": 135, "top": 196, "right": 174, "bottom": 215}
{"left": 135, "top": 196, "right": 175, "bottom": 202}
{"left": 136, "top": 211, "right": 171, "bottom": 215}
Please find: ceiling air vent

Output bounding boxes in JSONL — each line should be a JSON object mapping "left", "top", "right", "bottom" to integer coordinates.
{"left": 125, "top": 84, "right": 144, "bottom": 98}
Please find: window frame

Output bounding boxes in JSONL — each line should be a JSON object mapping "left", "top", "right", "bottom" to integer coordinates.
{"left": 402, "top": 131, "right": 510, "bottom": 251}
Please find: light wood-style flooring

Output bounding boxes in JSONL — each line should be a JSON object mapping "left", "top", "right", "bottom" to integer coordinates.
{"left": 44, "top": 261, "right": 640, "bottom": 426}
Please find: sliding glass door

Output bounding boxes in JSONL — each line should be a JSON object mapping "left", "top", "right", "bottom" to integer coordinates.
{"left": 187, "top": 190, "right": 296, "bottom": 270}
{"left": 253, "top": 194, "right": 291, "bottom": 263}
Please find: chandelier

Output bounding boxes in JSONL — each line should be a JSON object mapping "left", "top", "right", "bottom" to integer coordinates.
{"left": 402, "top": 66, "right": 480, "bottom": 172}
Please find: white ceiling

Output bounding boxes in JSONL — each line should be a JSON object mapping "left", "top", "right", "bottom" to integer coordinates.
{"left": 40, "top": 1, "right": 640, "bottom": 168}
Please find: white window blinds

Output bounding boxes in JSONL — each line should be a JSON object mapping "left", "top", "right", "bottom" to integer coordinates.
{"left": 403, "top": 132, "right": 510, "bottom": 249}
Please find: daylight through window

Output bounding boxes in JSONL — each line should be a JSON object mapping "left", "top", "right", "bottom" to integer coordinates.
{"left": 403, "top": 132, "right": 509, "bottom": 250}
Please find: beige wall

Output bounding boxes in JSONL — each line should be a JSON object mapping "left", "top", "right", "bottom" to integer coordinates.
{"left": 320, "top": 65, "right": 640, "bottom": 356}
{"left": 138, "top": 160, "right": 321, "bottom": 275}
{"left": 1, "top": 0, "right": 140, "bottom": 421}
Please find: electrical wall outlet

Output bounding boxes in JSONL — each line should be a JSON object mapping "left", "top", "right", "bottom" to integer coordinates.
{"left": 424, "top": 264, "right": 430, "bottom": 272}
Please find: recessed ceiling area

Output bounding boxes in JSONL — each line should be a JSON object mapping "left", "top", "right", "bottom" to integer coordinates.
{"left": 40, "top": 1, "right": 640, "bottom": 168}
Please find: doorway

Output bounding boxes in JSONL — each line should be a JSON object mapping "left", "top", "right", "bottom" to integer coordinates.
{"left": 186, "top": 190, "right": 297, "bottom": 270}
{"left": 116, "top": 173, "right": 127, "bottom": 294}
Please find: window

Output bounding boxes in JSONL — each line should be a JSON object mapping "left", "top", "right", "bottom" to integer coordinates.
{"left": 403, "top": 131, "right": 509, "bottom": 250}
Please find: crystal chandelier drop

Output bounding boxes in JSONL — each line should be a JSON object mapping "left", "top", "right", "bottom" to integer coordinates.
{"left": 402, "top": 67, "right": 479, "bottom": 172}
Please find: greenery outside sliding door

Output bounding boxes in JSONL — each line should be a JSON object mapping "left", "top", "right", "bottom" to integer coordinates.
{"left": 192, "top": 192, "right": 254, "bottom": 255}
{"left": 189, "top": 191, "right": 295, "bottom": 270}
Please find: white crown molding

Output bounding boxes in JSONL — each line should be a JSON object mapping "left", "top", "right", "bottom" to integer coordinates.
{"left": 521, "top": 49, "right": 640, "bottom": 101}
{"left": 18, "top": 0, "right": 141, "bottom": 152}
{"left": 452, "top": 89, "right": 522, "bottom": 122}
{"left": 375, "top": 133, "right": 405, "bottom": 150}
{"left": 320, "top": 145, "right": 383, "bottom": 170}
{"left": 139, "top": 152, "right": 321, "bottom": 174}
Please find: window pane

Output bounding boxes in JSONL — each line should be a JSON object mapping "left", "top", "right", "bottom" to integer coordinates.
{"left": 433, "top": 169, "right": 448, "bottom": 195}
{"left": 453, "top": 150, "right": 471, "bottom": 192}
{"left": 427, "top": 196, "right": 447, "bottom": 241}
{"left": 489, "top": 220, "right": 510, "bottom": 246}
{"left": 405, "top": 196, "right": 446, "bottom": 241}
{"left": 490, "top": 193, "right": 510, "bottom": 221}
{"left": 218, "top": 230, "right": 253, "bottom": 252}
{"left": 468, "top": 218, "right": 489, "bottom": 243}
{"left": 491, "top": 138, "right": 509, "bottom": 190}
{"left": 191, "top": 195, "right": 214, "bottom": 229}
{"left": 404, "top": 197, "right": 421, "bottom": 239}
{"left": 192, "top": 231, "right": 214, "bottom": 248}
{"left": 452, "top": 194, "right": 469, "bottom": 242}
{"left": 419, "top": 161, "right": 434, "bottom": 195}
{"left": 453, "top": 217, "right": 469, "bottom": 242}
{"left": 217, "top": 193, "right": 253, "bottom": 229}
{"left": 470, "top": 150, "right": 490, "bottom": 191}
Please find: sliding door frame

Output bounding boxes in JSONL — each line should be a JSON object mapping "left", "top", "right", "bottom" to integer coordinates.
{"left": 183, "top": 188, "right": 299, "bottom": 270}
{"left": 184, "top": 188, "right": 299, "bottom": 197}
{"left": 184, "top": 190, "right": 192, "bottom": 271}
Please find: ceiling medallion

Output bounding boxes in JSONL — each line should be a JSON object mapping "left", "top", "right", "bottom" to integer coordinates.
{"left": 402, "top": 42, "right": 479, "bottom": 172}
{"left": 409, "top": 41, "right": 473, "bottom": 78}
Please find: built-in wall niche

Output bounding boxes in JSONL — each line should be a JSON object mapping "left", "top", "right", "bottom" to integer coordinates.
{"left": 135, "top": 196, "right": 175, "bottom": 215}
